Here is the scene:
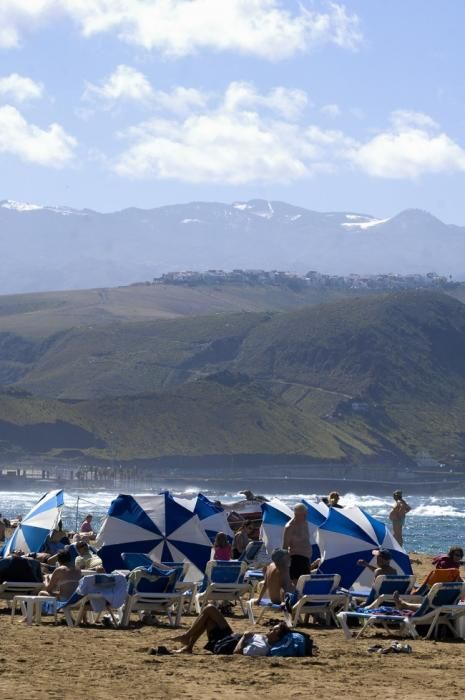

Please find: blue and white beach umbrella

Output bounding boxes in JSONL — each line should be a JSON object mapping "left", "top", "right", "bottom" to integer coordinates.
{"left": 302, "top": 498, "right": 329, "bottom": 560}
{"left": 96, "top": 493, "right": 213, "bottom": 580}
{"left": 260, "top": 499, "right": 293, "bottom": 554}
{"left": 1, "top": 489, "right": 64, "bottom": 557}
{"left": 318, "top": 505, "right": 412, "bottom": 589}
{"left": 173, "top": 492, "right": 233, "bottom": 543}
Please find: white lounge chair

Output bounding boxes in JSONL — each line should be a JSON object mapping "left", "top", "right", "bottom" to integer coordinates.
{"left": 121, "top": 567, "right": 184, "bottom": 628}
{"left": 195, "top": 561, "right": 249, "bottom": 615}
{"left": 338, "top": 581, "right": 465, "bottom": 640}
{"left": 289, "top": 573, "right": 347, "bottom": 627}
{"left": 60, "top": 573, "right": 128, "bottom": 627}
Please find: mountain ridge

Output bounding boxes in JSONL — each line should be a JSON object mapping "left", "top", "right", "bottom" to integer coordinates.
{"left": 1, "top": 198, "right": 464, "bottom": 294}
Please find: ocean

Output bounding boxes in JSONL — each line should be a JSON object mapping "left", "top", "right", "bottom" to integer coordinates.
{"left": 1, "top": 488, "right": 464, "bottom": 555}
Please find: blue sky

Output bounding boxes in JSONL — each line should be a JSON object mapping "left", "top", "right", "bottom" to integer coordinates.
{"left": 1, "top": 1, "right": 465, "bottom": 221}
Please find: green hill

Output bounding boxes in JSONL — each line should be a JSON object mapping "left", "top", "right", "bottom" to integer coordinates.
{"left": 2, "top": 290, "right": 465, "bottom": 465}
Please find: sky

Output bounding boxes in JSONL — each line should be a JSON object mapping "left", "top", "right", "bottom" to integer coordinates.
{"left": 1, "top": 0, "right": 465, "bottom": 221}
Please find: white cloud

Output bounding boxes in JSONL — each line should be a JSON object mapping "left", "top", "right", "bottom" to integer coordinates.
{"left": 84, "top": 64, "right": 154, "bottom": 103}
{"left": 0, "top": 72, "right": 43, "bottom": 102}
{"left": 351, "top": 111, "right": 465, "bottom": 178}
{"left": 320, "top": 103, "right": 341, "bottom": 118}
{"left": 223, "top": 82, "right": 308, "bottom": 119}
{"left": 1, "top": 1, "right": 362, "bottom": 59}
{"left": 84, "top": 65, "right": 208, "bottom": 116}
{"left": 113, "top": 84, "right": 353, "bottom": 183}
{"left": 152, "top": 86, "right": 208, "bottom": 115}
{"left": 0, "top": 104, "right": 76, "bottom": 166}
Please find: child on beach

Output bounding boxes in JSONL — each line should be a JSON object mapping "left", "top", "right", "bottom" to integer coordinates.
{"left": 213, "top": 532, "right": 232, "bottom": 561}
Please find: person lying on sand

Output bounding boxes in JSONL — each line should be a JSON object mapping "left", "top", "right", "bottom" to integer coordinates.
{"left": 167, "top": 604, "right": 290, "bottom": 655}
{"left": 357, "top": 548, "right": 397, "bottom": 580}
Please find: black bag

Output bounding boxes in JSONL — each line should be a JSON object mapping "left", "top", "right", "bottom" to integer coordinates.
{"left": 297, "top": 632, "right": 318, "bottom": 657}
{"left": 212, "top": 633, "right": 243, "bottom": 655}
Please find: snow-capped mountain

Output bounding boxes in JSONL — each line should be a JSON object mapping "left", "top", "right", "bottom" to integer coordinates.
{"left": 0, "top": 198, "right": 463, "bottom": 293}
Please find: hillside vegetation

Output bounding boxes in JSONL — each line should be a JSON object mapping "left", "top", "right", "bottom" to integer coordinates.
{"left": 1, "top": 290, "right": 465, "bottom": 465}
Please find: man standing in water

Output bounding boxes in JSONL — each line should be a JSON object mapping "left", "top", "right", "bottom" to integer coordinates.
{"left": 389, "top": 490, "right": 411, "bottom": 546}
{"left": 283, "top": 503, "right": 312, "bottom": 582}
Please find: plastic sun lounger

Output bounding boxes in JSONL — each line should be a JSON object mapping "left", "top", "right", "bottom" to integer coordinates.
{"left": 195, "top": 560, "right": 249, "bottom": 615}
{"left": 0, "top": 581, "right": 43, "bottom": 606}
{"left": 337, "top": 581, "right": 465, "bottom": 640}
{"left": 121, "top": 567, "right": 185, "bottom": 628}
{"left": 246, "top": 596, "right": 286, "bottom": 626}
{"left": 356, "top": 574, "right": 417, "bottom": 607}
{"left": 60, "top": 573, "right": 128, "bottom": 627}
{"left": 289, "top": 574, "right": 347, "bottom": 627}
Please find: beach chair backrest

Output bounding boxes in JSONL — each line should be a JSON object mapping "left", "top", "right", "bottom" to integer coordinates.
{"left": 128, "top": 568, "right": 178, "bottom": 595}
{"left": 297, "top": 574, "right": 340, "bottom": 597}
{"left": 206, "top": 560, "right": 247, "bottom": 584}
{"left": 121, "top": 552, "right": 153, "bottom": 570}
{"left": 413, "top": 568, "right": 461, "bottom": 596}
{"left": 238, "top": 540, "right": 263, "bottom": 564}
{"left": 413, "top": 581, "right": 465, "bottom": 618}
{"left": 365, "top": 575, "right": 415, "bottom": 605}
{"left": 161, "top": 562, "right": 188, "bottom": 583}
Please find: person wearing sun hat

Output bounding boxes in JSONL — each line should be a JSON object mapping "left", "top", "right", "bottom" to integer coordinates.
{"left": 357, "top": 548, "right": 397, "bottom": 581}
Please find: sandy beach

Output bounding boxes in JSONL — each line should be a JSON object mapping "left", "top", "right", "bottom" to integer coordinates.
{"left": 1, "top": 554, "right": 464, "bottom": 700}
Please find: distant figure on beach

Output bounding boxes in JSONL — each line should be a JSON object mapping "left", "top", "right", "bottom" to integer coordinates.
{"left": 328, "top": 491, "right": 343, "bottom": 508}
{"left": 432, "top": 545, "right": 464, "bottom": 570}
{"left": 357, "top": 548, "right": 396, "bottom": 580}
{"left": 39, "top": 549, "right": 81, "bottom": 600}
{"left": 0, "top": 516, "right": 5, "bottom": 541}
{"left": 74, "top": 541, "right": 104, "bottom": 572}
{"left": 232, "top": 522, "right": 250, "bottom": 559}
{"left": 212, "top": 532, "right": 232, "bottom": 561}
{"left": 389, "top": 491, "right": 411, "bottom": 546}
{"left": 79, "top": 514, "right": 96, "bottom": 539}
{"left": 283, "top": 504, "right": 311, "bottom": 582}
{"left": 253, "top": 548, "right": 294, "bottom": 605}
{"left": 169, "top": 604, "right": 290, "bottom": 655}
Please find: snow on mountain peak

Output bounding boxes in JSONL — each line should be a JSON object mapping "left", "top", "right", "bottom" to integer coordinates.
{"left": 1, "top": 199, "right": 43, "bottom": 212}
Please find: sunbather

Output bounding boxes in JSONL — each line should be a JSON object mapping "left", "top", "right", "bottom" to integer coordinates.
{"left": 39, "top": 549, "right": 81, "bottom": 601}
{"left": 253, "top": 548, "right": 294, "bottom": 605}
{"left": 432, "top": 546, "right": 463, "bottom": 570}
{"left": 170, "top": 604, "right": 290, "bottom": 655}
{"left": 357, "top": 548, "right": 397, "bottom": 579}
{"left": 74, "top": 541, "right": 104, "bottom": 572}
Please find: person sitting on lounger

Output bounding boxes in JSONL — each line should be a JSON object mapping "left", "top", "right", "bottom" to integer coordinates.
{"left": 39, "top": 549, "right": 81, "bottom": 601}
{"left": 170, "top": 604, "right": 290, "bottom": 655}
{"left": 357, "top": 548, "right": 397, "bottom": 580}
{"left": 212, "top": 532, "right": 232, "bottom": 561}
{"left": 253, "top": 548, "right": 295, "bottom": 605}
{"left": 432, "top": 545, "right": 464, "bottom": 570}
{"left": 74, "top": 541, "right": 104, "bottom": 572}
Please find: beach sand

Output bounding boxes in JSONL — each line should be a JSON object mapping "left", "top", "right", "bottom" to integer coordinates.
{"left": 1, "top": 554, "right": 463, "bottom": 700}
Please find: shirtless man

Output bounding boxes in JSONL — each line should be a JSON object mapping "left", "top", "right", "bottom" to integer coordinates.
{"left": 254, "top": 548, "right": 294, "bottom": 605}
{"left": 389, "top": 491, "right": 411, "bottom": 546}
{"left": 283, "top": 503, "right": 312, "bottom": 583}
{"left": 357, "top": 548, "right": 397, "bottom": 580}
{"left": 39, "top": 549, "right": 81, "bottom": 600}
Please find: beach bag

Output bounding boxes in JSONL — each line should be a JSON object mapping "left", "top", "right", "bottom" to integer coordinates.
{"left": 270, "top": 632, "right": 316, "bottom": 657}
{"left": 212, "top": 633, "right": 242, "bottom": 655}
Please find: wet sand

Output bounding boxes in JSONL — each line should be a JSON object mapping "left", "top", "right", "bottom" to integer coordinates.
{"left": 1, "top": 554, "right": 464, "bottom": 700}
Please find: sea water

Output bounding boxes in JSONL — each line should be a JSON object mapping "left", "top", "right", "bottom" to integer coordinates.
{"left": 1, "top": 489, "right": 464, "bottom": 555}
